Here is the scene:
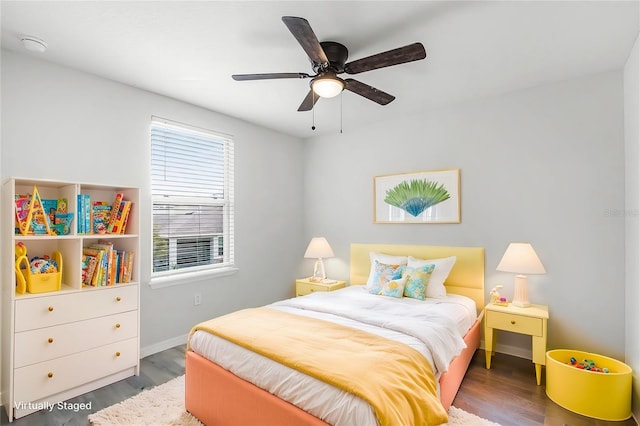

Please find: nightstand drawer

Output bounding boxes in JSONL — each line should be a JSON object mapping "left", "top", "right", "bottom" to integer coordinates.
{"left": 486, "top": 311, "right": 542, "bottom": 336}
{"left": 295, "top": 279, "right": 346, "bottom": 296}
{"left": 296, "top": 282, "right": 327, "bottom": 296}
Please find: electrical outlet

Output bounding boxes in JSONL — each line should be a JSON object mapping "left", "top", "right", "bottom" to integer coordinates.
{"left": 194, "top": 293, "right": 202, "bottom": 306}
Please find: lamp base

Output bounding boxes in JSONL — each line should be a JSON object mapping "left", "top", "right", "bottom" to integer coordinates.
{"left": 512, "top": 275, "right": 530, "bottom": 307}
{"left": 310, "top": 258, "right": 326, "bottom": 282}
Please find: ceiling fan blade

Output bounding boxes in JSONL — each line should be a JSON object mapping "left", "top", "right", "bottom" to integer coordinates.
{"left": 344, "top": 42, "right": 426, "bottom": 74}
{"left": 297, "top": 90, "right": 320, "bottom": 112}
{"left": 344, "top": 79, "right": 395, "bottom": 105}
{"left": 232, "top": 73, "right": 311, "bottom": 81}
{"left": 282, "top": 16, "right": 329, "bottom": 66}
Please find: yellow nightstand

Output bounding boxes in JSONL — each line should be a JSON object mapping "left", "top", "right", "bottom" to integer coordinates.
{"left": 295, "top": 278, "right": 346, "bottom": 296}
{"left": 484, "top": 303, "right": 549, "bottom": 385}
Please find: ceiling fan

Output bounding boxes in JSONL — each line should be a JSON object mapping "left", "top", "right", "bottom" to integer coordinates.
{"left": 232, "top": 16, "right": 427, "bottom": 112}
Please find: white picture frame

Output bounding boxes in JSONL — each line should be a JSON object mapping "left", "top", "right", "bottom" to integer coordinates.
{"left": 374, "top": 168, "right": 461, "bottom": 224}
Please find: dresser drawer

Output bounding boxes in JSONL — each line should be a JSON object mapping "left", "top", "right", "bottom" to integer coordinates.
{"left": 15, "top": 285, "right": 138, "bottom": 332}
{"left": 15, "top": 310, "right": 138, "bottom": 368}
{"left": 14, "top": 337, "right": 138, "bottom": 403}
{"left": 486, "top": 311, "right": 542, "bottom": 336}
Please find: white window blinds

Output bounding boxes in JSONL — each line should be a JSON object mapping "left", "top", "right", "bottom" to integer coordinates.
{"left": 151, "top": 117, "right": 234, "bottom": 278}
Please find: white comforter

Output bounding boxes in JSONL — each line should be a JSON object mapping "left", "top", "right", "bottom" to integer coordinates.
{"left": 189, "top": 285, "right": 478, "bottom": 426}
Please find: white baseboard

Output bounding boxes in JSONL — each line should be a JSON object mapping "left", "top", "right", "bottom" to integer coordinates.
{"left": 140, "top": 334, "right": 188, "bottom": 359}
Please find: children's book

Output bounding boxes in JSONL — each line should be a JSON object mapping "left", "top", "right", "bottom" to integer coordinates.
{"left": 92, "top": 201, "right": 112, "bottom": 234}
{"left": 107, "top": 193, "right": 124, "bottom": 233}
{"left": 14, "top": 195, "right": 31, "bottom": 234}
{"left": 94, "top": 241, "right": 115, "bottom": 286}
{"left": 81, "top": 254, "right": 98, "bottom": 287}
{"left": 42, "top": 199, "right": 58, "bottom": 229}
{"left": 83, "top": 248, "right": 104, "bottom": 286}
{"left": 53, "top": 213, "right": 74, "bottom": 235}
{"left": 113, "top": 201, "right": 132, "bottom": 234}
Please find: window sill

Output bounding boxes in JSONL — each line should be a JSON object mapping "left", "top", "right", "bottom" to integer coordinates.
{"left": 149, "top": 266, "right": 239, "bottom": 289}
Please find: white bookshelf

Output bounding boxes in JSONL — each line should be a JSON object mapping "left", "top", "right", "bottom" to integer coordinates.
{"left": 1, "top": 178, "right": 140, "bottom": 421}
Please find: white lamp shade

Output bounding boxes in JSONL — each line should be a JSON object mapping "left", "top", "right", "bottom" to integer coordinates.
{"left": 496, "top": 243, "right": 546, "bottom": 274}
{"left": 304, "top": 237, "right": 334, "bottom": 259}
{"left": 311, "top": 77, "right": 344, "bottom": 98}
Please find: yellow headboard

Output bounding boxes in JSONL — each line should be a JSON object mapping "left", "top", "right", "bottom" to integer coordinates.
{"left": 350, "top": 243, "right": 485, "bottom": 312}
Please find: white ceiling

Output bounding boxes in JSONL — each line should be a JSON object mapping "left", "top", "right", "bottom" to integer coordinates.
{"left": 2, "top": 1, "right": 638, "bottom": 138}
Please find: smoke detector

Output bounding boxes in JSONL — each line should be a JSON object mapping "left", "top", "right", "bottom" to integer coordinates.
{"left": 20, "top": 36, "right": 47, "bottom": 53}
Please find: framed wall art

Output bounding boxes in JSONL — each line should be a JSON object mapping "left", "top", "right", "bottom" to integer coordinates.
{"left": 374, "top": 168, "right": 460, "bottom": 224}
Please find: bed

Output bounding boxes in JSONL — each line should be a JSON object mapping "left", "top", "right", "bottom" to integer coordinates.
{"left": 185, "top": 243, "right": 485, "bottom": 426}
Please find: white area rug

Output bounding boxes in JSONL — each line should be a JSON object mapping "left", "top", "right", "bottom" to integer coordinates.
{"left": 88, "top": 374, "right": 501, "bottom": 426}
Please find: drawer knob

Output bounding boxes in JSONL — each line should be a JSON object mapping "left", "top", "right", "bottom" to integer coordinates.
{"left": 47, "top": 372, "right": 53, "bottom": 378}
{"left": 48, "top": 337, "right": 54, "bottom": 344}
{"left": 115, "top": 351, "right": 121, "bottom": 357}
{"left": 310, "top": 289, "right": 315, "bottom": 292}
{"left": 116, "top": 297, "right": 122, "bottom": 302}
{"left": 510, "top": 320, "right": 516, "bottom": 325}
{"left": 115, "top": 323, "right": 121, "bottom": 329}
{"left": 48, "top": 306, "right": 54, "bottom": 312}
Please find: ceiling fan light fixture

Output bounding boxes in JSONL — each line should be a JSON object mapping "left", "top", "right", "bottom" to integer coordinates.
{"left": 311, "top": 75, "right": 345, "bottom": 98}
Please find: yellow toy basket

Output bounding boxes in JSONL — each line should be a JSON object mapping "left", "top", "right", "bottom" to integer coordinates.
{"left": 14, "top": 245, "right": 63, "bottom": 294}
{"left": 546, "top": 349, "right": 632, "bottom": 421}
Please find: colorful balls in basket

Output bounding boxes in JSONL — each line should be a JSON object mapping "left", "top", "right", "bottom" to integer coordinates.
{"left": 29, "top": 256, "right": 59, "bottom": 274}
{"left": 568, "top": 356, "right": 609, "bottom": 373}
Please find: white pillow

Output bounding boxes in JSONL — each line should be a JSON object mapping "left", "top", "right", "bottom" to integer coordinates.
{"left": 407, "top": 255, "right": 456, "bottom": 298}
{"left": 366, "top": 252, "right": 408, "bottom": 291}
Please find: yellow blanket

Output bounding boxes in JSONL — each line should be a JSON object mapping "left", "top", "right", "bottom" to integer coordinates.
{"left": 188, "top": 307, "right": 448, "bottom": 426}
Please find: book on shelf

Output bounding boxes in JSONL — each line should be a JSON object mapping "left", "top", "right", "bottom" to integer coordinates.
{"left": 107, "top": 193, "right": 124, "bottom": 233}
{"left": 123, "top": 251, "right": 135, "bottom": 283}
{"left": 93, "top": 241, "right": 115, "bottom": 286}
{"left": 92, "top": 201, "right": 112, "bottom": 234}
{"left": 14, "top": 195, "right": 30, "bottom": 234}
{"left": 81, "top": 254, "right": 98, "bottom": 287}
{"left": 111, "top": 200, "right": 132, "bottom": 234}
{"left": 82, "top": 247, "right": 104, "bottom": 286}
{"left": 83, "top": 245, "right": 135, "bottom": 286}
{"left": 42, "top": 199, "right": 58, "bottom": 228}
{"left": 77, "top": 194, "right": 92, "bottom": 234}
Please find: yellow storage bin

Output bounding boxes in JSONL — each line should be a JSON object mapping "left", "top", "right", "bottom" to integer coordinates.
{"left": 15, "top": 248, "right": 63, "bottom": 294}
{"left": 546, "top": 349, "right": 631, "bottom": 421}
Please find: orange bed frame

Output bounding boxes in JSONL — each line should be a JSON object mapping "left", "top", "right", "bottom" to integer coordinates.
{"left": 186, "top": 244, "right": 485, "bottom": 425}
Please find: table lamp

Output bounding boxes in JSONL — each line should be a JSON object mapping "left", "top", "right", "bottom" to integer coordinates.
{"left": 496, "top": 242, "right": 546, "bottom": 307}
{"left": 304, "top": 237, "right": 334, "bottom": 282}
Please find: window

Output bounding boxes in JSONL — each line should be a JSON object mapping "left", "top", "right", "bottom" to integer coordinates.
{"left": 151, "top": 117, "right": 234, "bottom": 284}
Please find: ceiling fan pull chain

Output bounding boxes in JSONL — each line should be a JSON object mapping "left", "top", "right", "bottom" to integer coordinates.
{"left": 311, "top": 91, "right": 316, "bottom": 131}
{"left": 340, "top": 92, "right": 343, "bottom": 134}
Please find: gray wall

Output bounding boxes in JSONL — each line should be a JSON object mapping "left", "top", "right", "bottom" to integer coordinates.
{"left": 0, "top": 50, "right": 305, "bottom": 354}
{"left": 302, "top": 71, "right": 627, "bottom": 360}
{"left": 624, "top": 31, "right": 640, "bottom": 420}
{"left": 0, "top": 46, "right": 632, "bottom": 381}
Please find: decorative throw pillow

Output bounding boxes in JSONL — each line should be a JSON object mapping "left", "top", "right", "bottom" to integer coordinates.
{"left": 365, "top": 252, "right": 408, "bottom": 292}
{"left": 407, "top": 255, "right": 456, "bottom": 298}
{"left": 367, "top": 260, "right": 403, "bottom": 295}
{"left": 402, "top": 264, "right": 436, "bottom": 300}
{"left": 377, "top": 275, "right": 408, "bottom": 298}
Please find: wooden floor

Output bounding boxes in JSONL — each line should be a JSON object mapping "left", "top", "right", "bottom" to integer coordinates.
{"left": 1, "top": 346, "right": 636, "bottom": 426}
